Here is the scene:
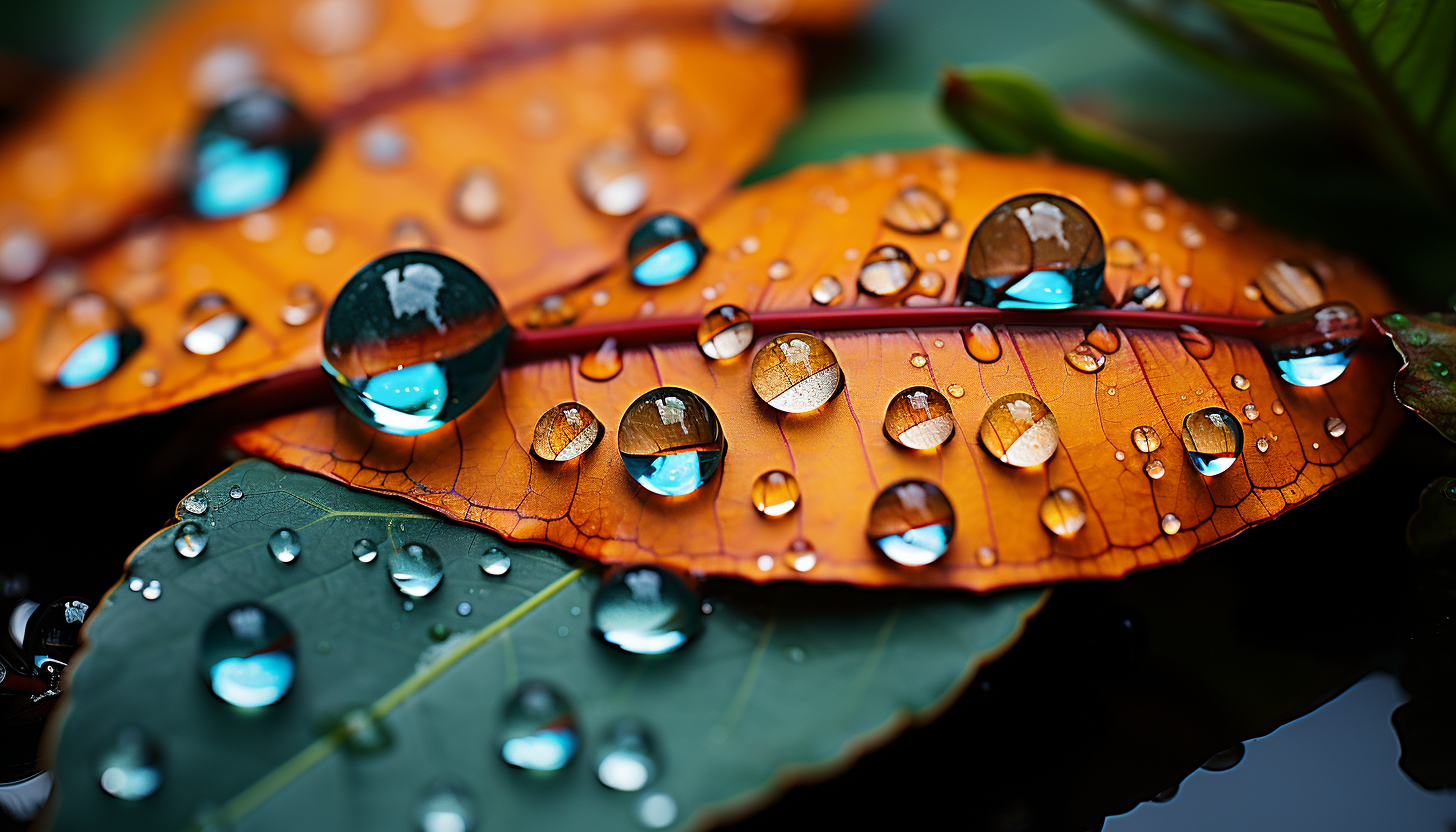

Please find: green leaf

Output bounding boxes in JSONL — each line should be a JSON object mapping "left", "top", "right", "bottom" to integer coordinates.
{"left": 1374, "top": 312, "right": 1456, "bottom": 443}
{"left": 1406, "top": 476, "right": 1456, "bottom": 558}
{"left": 939, "top": 66, "right": 1176, "bottom": 181}
{"left": 46, "top": 460, "right": 1043, "bottom": 832}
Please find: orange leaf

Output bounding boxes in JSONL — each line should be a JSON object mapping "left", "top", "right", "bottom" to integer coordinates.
{"left": 233, "top": 149, "right": 1406, "bottom": 591}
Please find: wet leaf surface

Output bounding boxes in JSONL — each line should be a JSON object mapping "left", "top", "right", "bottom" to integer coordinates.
{"left": 43, "top": 459, "right": 1041, "bottom": 831}
{"left": 1374, "top": 312, "right": 1456, "bottom": 443}
{"left": 235, "top": 149, "right": 1405, "bottom": 591}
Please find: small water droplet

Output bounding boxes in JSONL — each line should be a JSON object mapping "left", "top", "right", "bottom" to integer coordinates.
{"left": 1257, "top": 260, "right": 1323, "bottom": 313}
{"left": 279, "top": 282, "right": 322, "bottom": 326}
{"left": 910, "top": 269, "right": 946, "bottom": 298}
{"left": 429, "top": 622, "right": 450, "bottom": 641}
{"left": 1242, "top": 403, "right": 1259, "bottom": 421}
{"left": 97, "top": 726, "right": 163, "bottom": 800}
{"left": 1272, "top": 400, "right": 1286, "bottom": 415}
{"left": 868, "top": 480, "right": 955, "bottom": 566}
{"left": 452, "top": 166, "right": 503, "bottom": 226}
{"left": 228, "top": 485, "right": 243, "bottom": 500}
{"left": 619, "top": 387, "right": 725, "bottom": 495}
{"left": 174, "top": 521, "right": 209, "bottom": 558}
{"left": 972, "top": 546, "right": 996, "bottom": 567}
{"left": 884, "top": 386, "right": 955, "bottom": 450}
{"left": 575, "top": 141, "right": 648, "bottom": 216}
{"left": 766, "top": 259, "right": 793, "bottom": 281}
{"left": 980, "top": 393, "right": 1059, "bottom": 467}
{"left": 390, "top": 215, "right": 432, "bottom": 248}
{"left": 756, "top": 554, "right": 774, "bottom": 572}
{"left": 352, "top": 538, "right": 378, "bottom": 563}
{"left": 35, "top": 292, "right": 142, "bottom": 388}
{"left": 1085, "top": 323, "right": 1119, "bottom": 354}
{"left": 1243, "top": 284, "right": 1262, "bottom": 302}
{"left": 189, "top": 88, "right": 321, "bottom": 218}
{"left": 1261, "top": 302, "right": 1361, "bottom": 387}
{"left": 628, "top": 214, "right": 706, "bottom": 286}
{"left": 499, "top": 681, "right": 580, "bottom": 771}
{"left": 959, "top": 195, "right": 1105, "bottom": 308}
{"left": 1256, "top": 437, "right": 1270, "bottom": 453}
{"left": 592, "top": 565, "right": 703, "bottom": 654}
{"left": 481, "top": 547, "right": 511, "bottom": 576}
{"left": 1130, "top": 425, "right": 1160, "bottom": 453}
{"left": 1178, "top": 223, "right": 1204, "bottom": 249}
{"left": 0, "top": 223, "right": 45, "bottom": 282}
{"left": 387, "top": 543, "right": 444, "bottom": 597}
{"left": 909, "top": 352, "right": 928, "bottom": 368}
{"left": 858, "top": 245, "right": 917, "bottom": 296}
{"left": 739, "top": 235, "right": 760, "bottom": 254}
{"left": 810, "top": 274, "right": 843, "bottom": 306}
{"left": 750, "top": 333, "right": 841, "bottom": 413}
{"left": 1231, "top": 373, "right": 1250, "bottom": 391}
{"left": 580, "top": 337, "right": 623, "bottom": 381}
{"left": 946, "top": 383, "right": 965, "bottom": 399}
{"left": 415, "top": 780, "right": 476, "bottom": 832}
{"left": 1140, "top": 206, "right": 1165, "bottom": 231}
{"left": 636, "top": 791, "right": 678, "bottom": 829}
{"left": 532, "top": 402, "right": 602, "bottom": 462}
{"left": 129, "top": 577, "right": 144, "bottom": 592}
{"left": 1160, "top": 513, "right": 1181, "bottom": 535}
{"left": 1201, "top": 742, "right": 1246, "bottom": 772}
{"left": 200, "top": 602, "right": 295, "bottom": 707}
{"left": 1182, "top": 407, "right": 1244, "bottom": 476}
{"left": 356, "top": 117, "right": 410, "bottom": 168}
{"left": 1065, "top": 343, "right": 1106, "bottom": 373}
{"left": 302, "top": 219, "right": 334, "bottom": 254}
{"left": 142, "top": 580, "right": 162, "bottom": 600}
{"left": 1114, "top": 450, "right": 1126, "bottom": 461}
{"left": 182, "top": 493, "right": 209, "bottom": 515}
{"left": 524, "top": 294, "right": 576, "bottom": 329}
{"left": 751, "top": 470, "right": 800, "bottom": 517}
{"left": 696, "top": 305, "right": 754, "bottom": 360}
{"left": 784, "top": 539, "right": 817, "bottom": 572}
{"left": 180, "top": 292, "right": 248, "bottom": 356}
{"left": 597, "top": 718, "right": 659, "bottom": 792}
{"left": 881, "top": 185, "right": 949, "bottom": 234}
{"left": 639, "top": 92, "right": 689, "bottom": 156}
{"left": 963, "top": 323, "right": 1002, "bottom": 363}
{"left": 1039, "top": 488, "right": 1086, "bottom": 537}
{"left": 1178, "top": 325, "right": 1215, "bottom": 360}
{"left": 1325, "top": 416, "right": 1347, "bottom": 438}
{"left": 783, "top": 645, "right": 807, "bottom": 663}
{"left": 268, "top": 528, "right": 301, "bottom": 563}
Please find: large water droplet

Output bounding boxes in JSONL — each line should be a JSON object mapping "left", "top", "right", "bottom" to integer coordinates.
{"left": 268, "top": 528, "right": 301, "bottom": 563}
{"left": 1144, "top": 458, "right": 1165, "bottom": 479}
{"left": 884, "top": 386, "right": 955, "bottom": 450}
{"left": 750, "top": 333, "right": 841, "bottom": 413}
{"left": 628, "top": 213, "right": 706, "bottom": 286}
{"left": 1181, "top": 407, "right": 1244, "bottom": 476}
{"left": 352, "top": 538, "right": 378, "bottom": 563}
{"left": 962, "top": 322, "right": 1001, "bottom": 362}
{"left": 189, "top": 88, "right": 321, "bottom": 218}
{"left": 979, "top": 393, "right": 1059, "bottom": 467}
{"left": 696, "top": 305, "right": 753, "bottom": 359}
{"left": 575, "top": 141, "right": 648, "bottom": 216}
{"left": 618, "top": 387, "right": 725, "bottom": 496}
{"left": 1243, "top": 403, "right": 1259, "bottom": 420}
{"left": 592, "top": 565, "right": 703, "bottom": 654}
{"left": 174, "top": 521, "right": 209, "bottom": 558}
{"left": 957, "top": 194, "right": 1105, "bottom": 309}
{"left": 200, "top": 602, "right": 296, "bottom": 707}
{"left": 498, "top": 681, "right": 580, "bottom": 771}
{"left": 751, "top": 470, "right": 800, "bottom": 517}
{"left": 881, "top": 185, "right": 949, "bottom": 234}
{"left": 1260, "top": 301, "right": 1361, "bottom": 387}
{"left": 1325, "top": 416, "right": 1347, "bottom": 438}
{"left": 532, "top": 402, "right": 602, "bottom": 462}
{"left": 416, "top": 781, "right": 476, "bottom": 832}
{"left": 857, "top": 245, "right": 918, "bottom": 296}
{"left": 480, "top": 547, "right": 511, "bottom": 576}
{"left": 34, "top": 292, "right": 141, "bottom": 388}
{"left": 580, "top": 337, "right": 623, "bottom": 381}
{"left": 180, "top": 292, "right": 248, "bottom": 355}
{"left": 597, "top": 718, "right": 659, "bottom": 792}
{"left": 386, "top": 543, "right": 444, "bottom": 597}
{"left": 452, "top": 166, "right": 503, "bottom": 227}
{"left": 97, "top": 726, "right": 163, "bottom": 800}
{"left": 322, "top": 251, "right": 510, "bottom": 436}
{"left": 1131, "top": 425, "right": 1160, "bottom": 453}
{"left": 810, "top": 274, "right": 844, "bottom": 306}
{"left": 1039, "top": 487, "right": 1086, "bottom": 537}
{"left": 868, "top": 480, "right": 955, "bottom": 566}
{"left": 1065, "top": 343, "right": 1106, "bottom": 373}
{"left": 1256, "top": 260, "right": 1324, "bottom": 313}
{"left": 182, "top": 492, "right": 209, "bottom": 515}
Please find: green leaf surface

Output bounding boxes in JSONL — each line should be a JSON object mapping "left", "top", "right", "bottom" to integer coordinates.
{"left": 44, "top": 460, "right": 1043, "bottom": 832}
{"left": 1374, "top": 312, "right": 1456, "bottom": 443}
{"left": 1406, "top": 475, "right": 1456, "bottom": 559}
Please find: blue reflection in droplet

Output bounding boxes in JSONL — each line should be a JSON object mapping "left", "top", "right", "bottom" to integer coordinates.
{"left": 1182, "top": 407, "right": 1243, "bottom": 477}
{"left": 498, "top": 681, "right": 580, "bottom": 772}
{"left": 357, "top": 362, "right": 449, "bottom": 434}
{"left": 57, "top": 331, "right": 120, "bottom": 389}
{"left": 1276, "top": 352, "right": 1354, "bottom": 387}
{"left": 592, "top": 565, "right": 703, "bottom": 655}
{"left": 997, "top": 270, "right": 1077, "bottom": 309}
{"left": 192, "top": 137, "right": 290, "bottom": 219}
{"left": 188, "top": 89, "right": 321, "bottom": 219}
{"left": 634, "top": 240, "right": 701, "bottom": 286}
{"left": 199, "top": 603, "right": 296, "bottom": 708}
{"left": 628, "top": 214, "right": 706, "bottom": 286}
{"left": 621, "top": 449, "right": 717, "bottom": 497}
{"left": 97, "top": 726, "right": 163, "bottom": 801}
{"left": 209, "top": 652, "right": 296, "bottom": 708}
{"left": 502, "top": 728, "right": 580, "bottom": 771}
{"left": 874, "top": 524, "right": 951, "bottom": 567}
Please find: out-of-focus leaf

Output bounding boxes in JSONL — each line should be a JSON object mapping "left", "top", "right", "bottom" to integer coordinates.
{"left": 1406, "top": 474, "right": 1456, "bottom": 557}
{"left": 1374, "top": 312, "right": 1456, "bottom": 442}
{"left": 44, "top": 459, "right": 1042, "bottom": 832}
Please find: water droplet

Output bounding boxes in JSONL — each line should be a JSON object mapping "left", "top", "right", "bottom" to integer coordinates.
{"left": 357, "top": 117, "right": 410, "bottom": 169}
{"left": 428, "top": 623, "right": 450, "bottom": 641}
{"left": 1065, "top": 343, "right": 1106, "bottom": 373}
{"left": 1256, "top": 437, "right": 1270, "bottom": 453}
{"left": 180, "top": 292, "right": 248, "bottom": 355}
{"left": 129, "top": 577, "right": 144, "bottom": 592}
{"left": 1260, "top": 301, "right": 1361, "bottom": 387}
{"left": 975, "top": 546, "right": 997, "bottom": 567}
{"left": 636, "top": 792, "right": 678, "bottom": 829}
{"left": 751, "top": 333, "right": 841, "bottom": 412}
{"left": 1257, "top": 260, "right": 1324, "bottom": 313}
{"left": 452, "top": 166, "right": 503, "bottom": 226}
{"left": 958, "top": 194, "right": 1105, "bottom": 309}
{"left": 858, "top": 245, "right": 917, "bottom": 296}
{"left": 390, "top": 215, "right": 432, "bottom": 248}
{"left": 352, "top": 538, "right": 378, "bottom": 563}
{"left": 188, "top": 88, "right": 321, "bottom": 218}
{"left": 591, "top": 289, "right": 610, "bottom": 307}
{"left": 416, "top": 780, "right": 476, "bottom": 832}
{"left": 1272, "top": 400, "right": 1286, "bottom": 415}
{"left": 1383, "top": 312, "right": 1410, "bottom": 330}
{"left": 933, "top": 338, "right": 945, "bottom": 349}
{"left": 881, "top": 185, "right": 949, "bottom": 234}
{"left": 268, "top": 528, "right": 301, "bottom": 563}
{"left": 782, "top": 644, "right": 807, "bottom": 662}
{"left": 1140, "top": 206, "right": 1165, "bottom": 231}
{"left": 141, "top": 580, "right": 162, "bottom": 600}
{"left": 696, "top": 305, "right": 753, "bottom": 360}
{"left": 279, "top": 282, "right": 322, "bottom": 326}
{"left": 0, "top": 224, "right": 45, "bottom": 282}
{"left": 303, "top": 219, "right": 334, "bottom": 254}
{"left": 1230, "top": 373, "right": 1250, "bottom": 391}
{"left": 751, "top": 470, "right": 800, "bottom": 517}
{"left": 200, "top": 602, "right": 296, "bottom": 707}
{"left": 97, "top": 726, "right": 163, "bottom": 800}
{"left": 909, "top": 352, "right": 928, "bottom": 368}
{"left": 946, "top": 383, "right": 965, "bottom": 399}
{"left": 1145, "top": 459, "right": 1165, "bottom": 479}
{"left": 532, "top": 402, "right": 603, "bottom": 462}
{"left": 629, "top": 214, "right": 706, "bottom": 286}
{"left": 524, "top": 294, "right": 576, "bottom": 329}
{"left": 291, "top": 0, "right": 377, "bottom": 55}
{"left": 1086, "top": 323, "right": 1119, "bottom": 354}
{"left": 1411, "top": 330, "right": 1431, "bottom": 346}
{"left": 182, "top": 493, "right": 209, "bottom": 515}
{"left": 575, "top": 141, "right": 647, "bottom": 216}
{"left": 639, "top": 92, "right": 688, "bottom": 156}
{"left": 756, "top": 554, "right": 774, "bottom": 572}
{"left": 322, "top": 251, "right": 510, "bottom": 436}
{"left": 1114, "top": 450, "right": 1126, "bottom": 461}
{"left": 1178, "top": 223, "right": 1205, "bottom": 249}
{"left": 1130, "top": 425, "right": 1161, "bottom": 453}
{"left": 1181, "top": 407, "right": 1244, "bottom": 476}
{"left": 740, "top": 235, "right": 761, "bottom": 254}
{"left": 868, "top": 480, "right": 955, "bottom": 566}
{"left": 811, "top": 274, "right": 843, "bottom": 305}
{"left": 1039, "top": 488, "right": 1087, "bottom": 537}
{"left": 1177, "top": 325, "right": 1215, "bottom": 360}
{"left": 597, "top": 718, "right": 659, "bottom": 791}
{"left": 580, "top": 337, "right": 623, "bottom": 381}
{"left": 481, "top": 547, "right": 511, "bottom": 576}
{"left": 884, "top": 386, "right": 955, "bottom": 450}
{"left": 1160, "top": 513, "right": 1181, "bottom": 535}
{"left": 499, "top": 681, "right": 580, "bottom": 770}
{"left": 34, "top": 292, "right": 142, "bottom": 388}
{"left": 1236, "top": 404, "right": 1258, "bottom": 424}
{"left": 174, "top": 522, "right": 209, "bottom": 558}
{"left": 911, "top": 269, "right": 946, "bottom": 298}
{"left": 979, "top": 393, "right": 1059, "bottom": 467}
{"left": 592, "top": 565, "right": 703, "bottom": 654}
{"left": 1325, "top": 416, "right": 1347, "bottom": 438}
{"left": 387, "top": 543, "right": 444, "bottom": 597}
{"left": 785, "top": 539, "right": 817, "bottom": 572}
{"left": 618, "top": 387, "right": 725, "bottom": 495}
{"left": 228, "top": 485, "right": 243, "bottom": 500}
{"left": 761, "top": 259, "right": 791, "bottom": 282}
{"left": 961, "top": 322, "right": 1002, "bottom": 363}
{"left": 1201, "top": 742, "right": 1246, "bottom": 772}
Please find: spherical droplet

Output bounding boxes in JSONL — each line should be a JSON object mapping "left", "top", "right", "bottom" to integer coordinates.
{"left": 592, "top": 565, "right": 703, "bottom": 654}
{"left": 884, "top": 386, "right": 955, "bottom": 450}
{"left": 279, "top": 282, "right": 322, "bottom": 326}
{"left": 1262, "top": 302, "right": 1362, "bottom": 387}
{"left": 268, "top": 528, "right": 301, "bottom": 563}
{"left": 1144, "top": 458, "right": 1166, "bottom": 479}
{"left": 532, "top": 402, "right": 603, "bottom": 462}
{"left": 750, "top": 333, "right": 841, "bottom": 413}
{"left": 141, "top": 580, "right": 162, "bottom": 600}
{"left": 386, "top": 543, "right": 444, "bottom": 598}
{"left": 1130, "top": 425, "right": 1161, "bottom": 453}
{"left": 858, "top": 245, "right": 917, "bottom": 296}
{"left": 946, "top": 383, "right": 965, "bottom": 398}
{"left": 751, "top": 470, "right": 800, "bottom": 517}
{"left": 1086, "top": 323, "right": 1119, "bottom": 354}
{"left": 1231, "top": 373, "right": 1250, "bottom": 391}
{"left": 909, "top": 352, "right": 928, "bottom": 368}
{"left": 1178, "top": 223, "right": 1205, "bottom": 249}
{"left": 579, "top": 337, "right": 624, "bottom": 381}
{"left": 958, "top": 194, "right": 1106, "bottom": 309}
{"left": 1256, "top": 437, "right": 1270, "bottom": 453}
{"left": 174, "top": 521, "right": 209, "bottom": 559}
{"left": 0, "top": 224, "right": 46, "bottom": 283}
{"left": 480, "top": 546, "right": 511, "bottom": 576}
{"left": 1243, "top": 403, "right": 1260, "bottom": 421}
{"left": 1065, "top": 343, "right": 1106, "bottom": 373}
{"left": 979, "top": 393, "right": 1059, "bottom": 467}
{"left": 453, "top": 166, "right": 503, "bottom": 226}
{"left": 188, "top": 88, "right": 321, "bottom": 218}
{"left": 1160, "top": 513, "right": 1181, "bottom": 535}
{"left": 618, "top": 387, "right": 725, "bottom": 496}
{"left": 1257, "top": 259, "right": 1324, "bottom": 313}
{"left": 636, "top": 792, "right": 678, "bottom": 829}
{"left": 322, "top": 251, "right": 510, "bottom": 436}
{"left": 962, "top": 322, "right": 1001, "bottom": 363}
{"left": 182, "top": 493, "right": 209, "bottom": 515}
{"left": 199, "top": 602, "right": 296, "bottom": 707}
{"left": 785, "top": 540, "right": 816, "bottom": 572}
{"left": 766, "top": 259, "right": 793, "bottom": 281}
{"left": 575, "top": 141, "right": 647, "bottom": 216}
{"left": 457, "top": 602, "right": 473, "bottom": 617}
{"left": 810, "top": 274, "right": 844, "bottom": 306}
{"left": 416, "top": 781, "right": 476, "bottom": 832}
{"left": 1181, "top": 407, "right": 1244, "bottom": 476}
{"left": 498, "top": 681, "right": 580, "bottom": 771}
{"left": 1039, "top": 488, "right": 1087, "bottom": 537}
{"left": 97, "top": 726, "right": 163, "bottom": 801}
{"left": 628, "top": 213, "right": 706, "bottom": 286}
{"left": 228, "top": 485, "right": 244, "bottom": 500}
{"left": 1272, "top": 400, "right": 1286, "bottom": 415}
{"left": 639, "top": 92, "right": 688, "bottom": 156}
{"left": 1325, "top": 416, "right": 1347, "bottom": 438}
{"left": 352, "top": 538, "right": 378, "bottom": 563}
{"left": 1177, "top": 325, "right": 1215, "bottom": 360}
{"left": 868, "top": 480, "right": 955, "bottom": 566}
{"left": 597, "top": 718, "right": 659, "bottom": 792}
{"left": 881, "top": 185, "right": 949, "bottom": 234}
{"left": 180, "top": 292, "right": 248, "bottom": 355}
{"left": 34, "top": 292, "right": 142, "bottom": 388}
{"left": 696, "top": 305, "right": 753, "bottom": 360}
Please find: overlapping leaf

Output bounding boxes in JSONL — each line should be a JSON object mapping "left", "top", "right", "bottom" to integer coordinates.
{"left": 1374, "top": 311, "right": 1456, "bottom": 442}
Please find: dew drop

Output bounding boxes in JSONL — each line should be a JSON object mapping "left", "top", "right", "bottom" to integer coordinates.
{"left": 976, "top": 546, "right": 997, "bottom": 567}
{"left": 1202, "top": 743, "right": 1247, "bottom": 772}
{"left": 524, "top": 294, "right": 576, "bottom": 329}
{"left": 881, "top": 185, "right": 949, "bottom": 234}
{"left": 457, "top": 602, "right": 472, "bottom": 617}
{"left": 696, "top": 305, "right": 753, "bottom": 360}
{"left": 452, "top": 166, "right": 503, "bottom": 227}
{"left": 1256, "top": 437, "right": 1270, "bottom": 453}
{"left": 291, "top": 0, "right": 377, "bottom": 55}
{"left": 182, "top": 493, "right": 209, "bottom": 515}
{"left": 1130, "top": 425, "right": 1160, "bottom": 453}
{"left": 279, "top": 282, "right": 323, "bottom": 326}
{"left": 228, "top": 485, "right": 243, "bottom": 500}
{"left": 597, "top": 718, "right": 659, "bottom": 792}
{"left": 785, "top": 539, "right": 816, "bottom": 572}
{"left": 390, "top": 215, "right": 432, "bottom": 248}
{"left": 858, "top": 245, "right": 917, "bottom": 296}
{"left": 1325, "top": 416, "right": 1347, "bottom": 438}
{"left": 575, "top": 141, "right": 648, "bottom": 216}
{"left": 810, "top": 275, "right": 843, "bottom": 306}
{"left": 592, "top": 565, "right": 702, "bottom": 654}
{"left": 386, "top": 543, "right": 444, "bottom": 598}
{"left": 979, "top": 393, "right": 1059, "bottom": 467}
{"left": 174, "top": 521, "right": 209, "bottom": 559}
{"left": 129, "top": 577, "right": 144, "bottom": 592}
{"left": 1243, "top": 403, "right": 1259, "bottom": 421}
{"left": 756, "top": 554, "right": 774, "bottom": 572}
{"left": 909, "top": 352, "right": 928, "bottom": 368}
{"left": 1231, "top": 373, "right": 1250, "bottom": 391}
{"left": 1177, "top": 325, "right": 1215, "bottom": 360}
{"left": 0, "top": 224, "right": 45, "bottom": 282}
{"left": 751, "top": 470, "right": 800, "bottom": 517}
{"left": 1178, "top": 223, "right": 1205, "bottom": 249}
{"left": 868, "top": 480, "right": 955, "bottom": 566}
{"left": 618, "top": 387, "right": 725, "bottom": 495}
{"left": 628, "top": 214, "right": 707, "bottom": 286}
{"left": 958, "top": 194, "right": 1105, "bottom": 309}
{"left": 532, "top": 402, "right": 603, "bottom": 462}
{"left": 180, "top": 292, "right": 248, "bottom": 355}
{"left": 1065, "top": 343, "right": 1106, "bottom": 373}
{"left": 946, "top": 383, "right": 965, "bottom": 398}
{"left": 188, "top": 88, "right": 321, "bottom": 219}
{"left": 910, "top": 269, "right": 946, "bottom": 298}
{"left": 1039, "top": 488, "right": 1087, "bottom": 537}
{"left": 34, "top": 292, "right": 142, "bottom": 388}
{"left": 1086, "top": 323, "right": 1119, "bottom": 353}
{"left": 1272, "top": 400, "right": 1286, "bottom": 415}
{"left": 639, "top": 92, "right": 688, "bottom": 156}
{"left": 268, "top": 528, "right": 301, "bottom": 563}
{"left": 1115, "top": 450, "right": 1126, "bottom": 461}
{"left": 97, "top": 726, "right": 163, "bottom": 801}
{"left": 141, "top": 580, "right": 162, "bottom": 600}
{"left": 1261, "top": 302, "right": 1361, "bottom": 387}
{"left": 1181, "top": 407, "right": 1244, "bottom": 476}
{"left": 766, "top": 259, "right": 793, "bottom": 281}
{"left": 636, "top": 792, "right": 678, "bottom": 829}
{"left": 750, "top": 333, "right": 841, "bottom": 413}
{"left": 579, "top": 337, "right": 624, "bottom": 381}
{"left": 352, "top": 538, "right": 378, "bottom": 563}
{"left": 199, "top": 602, "right": 296, "bottom": 707}
{"left": 962, "top": 322, "right": 1001, "bottom": 363}
{"left": 1145, "top": 459, "right": 1166, "bottom": 480}
{"left": 415, "top": 781, "right": 476, "bottom": 832}
{"left": 498, "top": 681, "right": 580, "bottom": 771}
{"left": 1160, "top": 513, "right": 1181, "bottom": 535}
{"left": 480, "top": 547, "right": 511, "bottom": 576}
{"left": 884, "top": 386, "right": 955, "bottom": 450}
{"left": 1257, "top": 260, "right": 1324, "bottom": 313}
